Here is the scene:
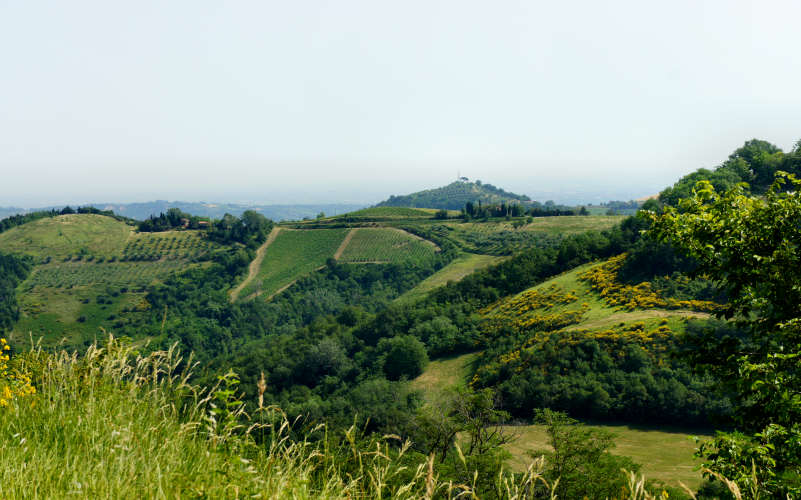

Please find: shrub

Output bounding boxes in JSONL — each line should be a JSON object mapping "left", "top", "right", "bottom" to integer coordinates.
{"left": 377, "top": 335, "right": 429, "bottom": 380}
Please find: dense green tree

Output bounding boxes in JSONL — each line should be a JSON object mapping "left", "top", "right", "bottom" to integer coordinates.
{"left": 531, "top": 409, "right": 640, "bottom": 500}
{"left": 377, "top": 335, "right": 429, "bottom": 380}
{"left": 649, "top": 172, "right": 801, "bottom": 496}
{"left": 0, "top": 253, "right": 32, "bottom": 331}
{"left": 659, "top": 138, "right": 801, "bottom": 207}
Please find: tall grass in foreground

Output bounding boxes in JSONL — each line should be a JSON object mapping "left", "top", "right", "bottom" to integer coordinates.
{"left": 0, "top": 337, "right": 732, "bottom": 499}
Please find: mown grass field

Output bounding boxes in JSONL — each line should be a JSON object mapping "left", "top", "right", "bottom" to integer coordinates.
{"left": 0, "top": 214, "right": 133, "bottom": 260}
{"left": 411, "top": 350, "right": 710, "bottom": 490}
{"left": 241, "top": 228, "right": 349, "bottom": 299}
{"left": 397, "top": 253, "right": 505, "bottom": 303}
{"left": 410, "top": 352, "right": 478, "bottom": 402}
{"left": 504, "top": 423, "right": 710, "bottom": 489}
{"left": 337, "top": 228, "right": 438, "bottom": 264}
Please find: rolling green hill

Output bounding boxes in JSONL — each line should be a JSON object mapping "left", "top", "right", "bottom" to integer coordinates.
{"left": 0, "top": 214, "right": 133, "bottom": 260}
{"left": 376, "top": 180, "right": 531, "bottom": 210}
{"left": 4, "top": 207, "right": 619, "bottom": 346}
{"left": 409, "top": 257, "right": 719, "bottom": 490}
{"left": 0, "top": 214, "right": 224, "bottom": 348}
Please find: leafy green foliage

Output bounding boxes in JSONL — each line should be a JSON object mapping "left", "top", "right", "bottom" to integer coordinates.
{"left": 472, "top": 326, "right": 728, "bottom": 425}
{"left": 650, "top": 172, "right": 801, "bottom": 497}
{"left": 532, "top": 409, "right": 640, "bottom": 499}
{"left": 137, "top": 207, "right": 209, "bottom": 232}
{"left": 409, "top": 387, "right": 515, "bottom": 498}
{"left": 659, "top": 138, "right": 800, "bottom": 206}
{"left": 206, "top": 210, "right": 273, "bottom": 248}
{"left": 0, "top": 253, "right": 32, "bottom": 331}
{"left": 377, "top": 335, "right": 429, "bottom": 380}
{"left": 126, "top": 254, "right": 444, "bottom": 431}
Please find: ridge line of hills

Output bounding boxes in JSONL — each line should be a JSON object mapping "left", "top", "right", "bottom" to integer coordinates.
{"left": 1, "top": 137, "right": 800, "bottom": 494}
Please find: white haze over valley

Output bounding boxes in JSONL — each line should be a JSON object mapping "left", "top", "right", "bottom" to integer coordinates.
{"left": 1, "top": 0, "right": 800, "bottom": 207}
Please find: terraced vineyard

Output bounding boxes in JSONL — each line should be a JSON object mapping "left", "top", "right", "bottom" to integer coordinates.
{"left": 25, "top": 260, "right": 190, "bottom": 289}
{"left": 122, "top": 231, "right": 220, "bottom": 261}
{"left": 337, "top": 228, "right": 438, "bottom": 264}
{"left": 240, "top": 228, "right": 349, "bottom": 299}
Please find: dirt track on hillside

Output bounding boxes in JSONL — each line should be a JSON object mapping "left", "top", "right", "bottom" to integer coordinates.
{"left": 229, "top": 227, "right": 281, "bottom": 302}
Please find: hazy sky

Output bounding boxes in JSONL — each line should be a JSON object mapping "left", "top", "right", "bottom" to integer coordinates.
{"left": 2, "top": 0, "right": 800, "bottom": 206}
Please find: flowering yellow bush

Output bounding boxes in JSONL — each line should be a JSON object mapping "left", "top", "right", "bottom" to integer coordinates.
{"left": 480, "top": 284, "right": 578, "bottom": 316}
{"left": 579, "top": 254, "right": 721, "bottom": 313}
{"left": 479, "top": 284, "right": 588, "bottom": 339}
{"left": 0, "top": 338, "right": 35, "bottom": 408}
{"left": 471, "top": 321, "right": 677, "bottom": 387}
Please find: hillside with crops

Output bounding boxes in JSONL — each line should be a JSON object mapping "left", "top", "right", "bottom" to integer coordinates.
{"left": 0, "top": 212, "right": 240, "bottom": 348}
{"left": 2, "top": 140, "right": 801, "bottom": 498}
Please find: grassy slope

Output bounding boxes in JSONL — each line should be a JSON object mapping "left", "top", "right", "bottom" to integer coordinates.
{"left": 505, "top": 424, "right": 710, "bottom": 489}
{"left": 0, "top": 214, "right": 132, "bottom": 259}
{"left": 11, "top": 286, "right": 144, "bottom": 348}
{"left": 481, "top": 261, "right": 710, "bottom": 328}
{"left": 397, "top": 254, "right": 506, "bottom": 303}
{"left": 337, "top": 228, "right": 438, "bottom": 264}
{"left": 241, "top": 228, "right": 349, "bottom": 299}
{"left": 1, "top": 339, "right": 592, "bottom": 499}
{"left": 412, "top": 258, "right": 715, "bottom": 489}
{"left": 0, "top": 215, "right": 219, "bottom": 348}
{"left": 409, "top": 352, "right": 478, "bottom": 403}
